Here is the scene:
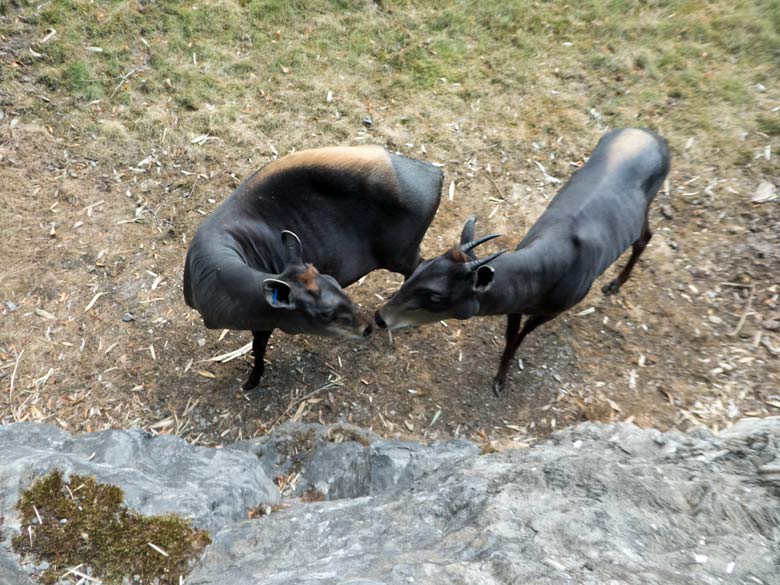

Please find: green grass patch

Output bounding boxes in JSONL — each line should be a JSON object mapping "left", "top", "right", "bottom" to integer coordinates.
{"left": 757, "top": 114, "right": 780, "bottom": 136}
{"left": 62, "top": 61, "right": 103, "bottom": 101}
{"left": 12, "top": 471, "right": 211, "bottom": 585}
{"left": 1, "top": 0, "right": 777, "bottom": 164}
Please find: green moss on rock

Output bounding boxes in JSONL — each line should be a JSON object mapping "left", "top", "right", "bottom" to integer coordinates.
{"left": 12, "top": 471, "right": 210, "bottom": 585}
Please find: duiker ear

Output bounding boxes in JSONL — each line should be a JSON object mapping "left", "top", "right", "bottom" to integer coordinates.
{"left": 472, "top": 265, "right": 495, "bottom": 293}
{"left": 263, "top": 278, "right": 296, "bottom": 309}
{"left": 459, "top": 214, "right": 477, "bottom": 247}
{"left": 281, "top": 230, "right": 303, "bottom": 265}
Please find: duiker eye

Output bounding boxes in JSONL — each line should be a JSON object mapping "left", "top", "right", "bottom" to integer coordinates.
{"left": 428, "top": 292, "right": 444, "bottom": 305}
{"left": 317, "top": 309, "right": 335, "bottom": 322}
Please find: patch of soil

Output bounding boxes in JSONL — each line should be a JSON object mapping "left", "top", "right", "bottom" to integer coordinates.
{"left": 1, "top": 24, "right": 778, "bottom": 448}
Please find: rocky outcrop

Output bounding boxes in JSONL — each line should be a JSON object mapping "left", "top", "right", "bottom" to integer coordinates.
{"left": 193, "top": 418, "right": 780, "bottom": 585}
{"left": 1, "top": 544, "right": 35, "bottom": 585}
{"left": 0, "top": 424, "right": 279, "bottom": 535}
{"left": 1, "top": 418, "right": 778, "bottom": 585}
{"left": 229, "top": 421, "right": 480, "bottom": 499}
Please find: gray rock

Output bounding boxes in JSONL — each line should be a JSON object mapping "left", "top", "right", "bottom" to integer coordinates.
{"left": 0, "top": 423, "right": 279, "bottom": 536}
{"left": 302, "top": 440, "right": 370, "bottom": 499}
{"left": 368, "top": 438, "right": 480, "bottom": 493}
{"left": 2, "top": 418, "right": 779, "bottom": 585}
{"left": 0, "top": 513, "right": 33, "bottom": 585}
{"left": 0, "top": 548, "right": 35, "bottom": 585}
{"left": 231, "top": 422, "right": 479, "bottom": 499}
{"left": 231, "top": 422, "right": 372, "bottom": 469}
{"left": 192, "top": 418, "right": 780, "bottom": 585}
{"left": 0, "top": 513, "right": 34, "bottom": 585}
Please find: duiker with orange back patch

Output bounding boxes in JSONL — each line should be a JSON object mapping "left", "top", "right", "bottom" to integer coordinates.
{"left": 376, "top": 128, "right": 670, "bottom": 395}
{"left": 184, "top": 145, "right": 442, "bottom": 390}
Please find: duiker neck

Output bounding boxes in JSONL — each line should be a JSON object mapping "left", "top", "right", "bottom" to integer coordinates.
{"left": 475, "top": 237, "right": 571, "bottom": 316}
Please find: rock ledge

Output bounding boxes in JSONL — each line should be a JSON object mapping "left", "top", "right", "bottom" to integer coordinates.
{"left": 1, "top": 418, "right": 778, "bottom": 585}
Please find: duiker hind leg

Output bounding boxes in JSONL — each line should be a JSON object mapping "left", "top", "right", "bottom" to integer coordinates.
{"left": 602, "top": 214, "right": 653, "bottom": 296}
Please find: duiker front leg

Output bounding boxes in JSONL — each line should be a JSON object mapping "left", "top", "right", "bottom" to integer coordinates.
{"left": 243, "top": 330, "right": 272, "bottom": 390}
{"left": 493, "top": 313, "right": 556, "bottom": 396}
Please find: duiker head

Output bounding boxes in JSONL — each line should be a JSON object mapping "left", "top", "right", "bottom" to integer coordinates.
{"left": 264, "top": 231, "right": 373, "bottom": 338}
{"left": 375, "top": 216, "right": 505, "bottom": 330}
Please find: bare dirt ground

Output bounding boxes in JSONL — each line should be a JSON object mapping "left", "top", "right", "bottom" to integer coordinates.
{"left": 1, "top": 1, "right": 778, "bottom": 448}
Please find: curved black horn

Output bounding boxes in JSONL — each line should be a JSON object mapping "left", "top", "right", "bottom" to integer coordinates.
{"left": 281, "top": 230, "right": 302, "bottom": 265}
{"left": 465, "top": 249, "right": 506, "bottom": 271}
{"left": 459, "top": 214, "right": 477, "bottom": 247}
{"left": 461, "top": 233, "right": 502, "bottom": 254}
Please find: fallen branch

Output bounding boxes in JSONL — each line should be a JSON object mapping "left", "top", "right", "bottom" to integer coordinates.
{"left": 269, "top": 376, "right": 344, "bottom": 430}
{"left": 9, "top": 349, "right": 23, "bottom": 399}
{"left": 110, "top": 67, "right": 146, "bottom": 98}
{"left": 482, "top": 170, "right": 505, "bottom": 200}
{"left": 205, "top": 342, "right": 253, "bottom": 363}
{"left": 729, "top": 285, "right": 755, "bottom": 337}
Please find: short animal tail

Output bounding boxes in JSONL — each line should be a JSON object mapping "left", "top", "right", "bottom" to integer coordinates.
{"left": 645, "top": 130, "right": 671, "bottom": 195}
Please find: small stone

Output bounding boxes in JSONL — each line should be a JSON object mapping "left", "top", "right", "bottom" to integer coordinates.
{"left": 660, "top": 204, "right": 674, "bottom": 219}
{"left": 693, "top": 554, "right": 708, "bottom": 564}
{"left": 122, "top": 312, "right": 135, "bottom": 322}
{"left": 749, "top": 436, "right": 768, "bottom": 451}
{"left": 4, "top": 300, "right": 16, "bottom": 312}
{"left": 198, "top": 338, "right": 207, "bottom": 347}
{"left": 761, "top": 319, "right": 779, "bottom": 331}
{"left": 361, "top": 115, "right": 373, "bottom": 128}
{"left": 725, "top": 223, "right": 746, "bottom": 234}
{"left": 751, "top": 181, "right": 777, "bottom": 204}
